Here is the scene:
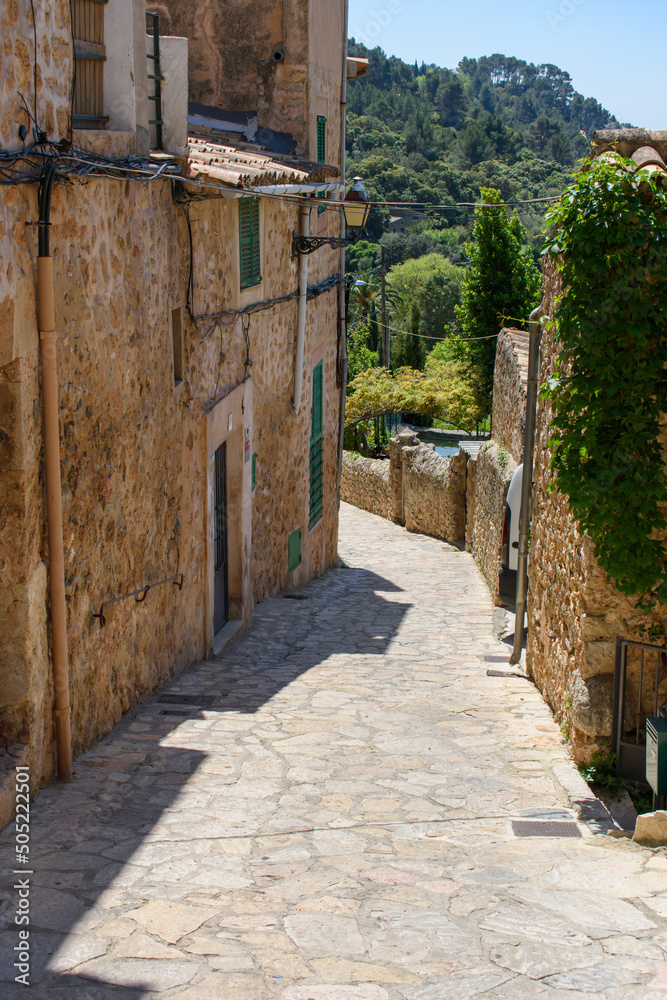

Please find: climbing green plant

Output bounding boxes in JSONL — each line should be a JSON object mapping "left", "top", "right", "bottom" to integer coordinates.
{"left": 543, "top": 152, "right": 667, "bottom": 610}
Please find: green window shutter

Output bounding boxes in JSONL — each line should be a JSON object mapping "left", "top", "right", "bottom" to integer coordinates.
{"left": 309, "top": 360, "right": 324, "bottom": 529}
{"left": 239, "top": 198, "right": 261, "bottom": 288}
{"left": 317, "top": 116, "right": 326, "bottom": 213}
{"left": 311, "top": 361, "right": 323, "bottom": 440}
{"left": 317, "top": 116, "right": 326, "bottom": 162}
{"left": 251, "top": 452, "right": 257, "bottom": 491}
{"left": 288, "top": 528, "right": 301, "bottom": 572}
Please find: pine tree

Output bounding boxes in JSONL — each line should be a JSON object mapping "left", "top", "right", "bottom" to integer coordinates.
{"left": 455, "top": 187, "right": 541, "bottom": 405}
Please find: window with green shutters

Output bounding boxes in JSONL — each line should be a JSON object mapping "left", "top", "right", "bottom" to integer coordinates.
{"left": 251, "top": 452, "right": 257, "bottom": 491}
{"left": 288, "top": 528, "right": 301, "bottom": 572}
{"left": 309, "top": 360, "right": 324, "bottom": 529}
{"left": 239, "top": 198, "right": 261, "bottom": 288}
{"left": 317, "top": 116, "right": 326, "bottom": 214}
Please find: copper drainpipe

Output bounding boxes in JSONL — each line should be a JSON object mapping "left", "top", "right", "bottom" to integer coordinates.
{"left": 37, "top": 164, "right": 72, "bottom": 781}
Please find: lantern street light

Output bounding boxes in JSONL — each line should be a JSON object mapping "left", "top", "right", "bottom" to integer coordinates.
{"left": 291, "top": 177, "right": 371, "bottom": 256}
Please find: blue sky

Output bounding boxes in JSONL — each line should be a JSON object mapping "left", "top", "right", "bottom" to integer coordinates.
{"left": 348, "top": 0, "right": 666, "bottom": 129}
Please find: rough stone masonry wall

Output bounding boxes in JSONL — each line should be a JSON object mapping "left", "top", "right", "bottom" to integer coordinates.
{"left": 0, "top": 0, "right": 72, "bottom": 149}
{"left": 402, "top": 444, "right": 467, "bottom": 543}
{"left": 342, "top": 438, "right": 467, "bottom": 545}
{"left": 341, "top": 454, "right": 391, "bottom": 519}
{"left": 0, "top": 173, "right": 340, "bottom": 824}
{"left": 527, "top": 255, "right": 667, "bottom": 763}
{"left": 492, "top": 327, "right": 528, "bottom": 463}
{"left": 469, "top": 444, "right": 517, "bottom": 603}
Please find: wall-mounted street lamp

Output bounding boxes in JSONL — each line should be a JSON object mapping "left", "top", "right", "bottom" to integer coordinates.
{"left": 292, "top": 177, "right": 371, "bottom": 256}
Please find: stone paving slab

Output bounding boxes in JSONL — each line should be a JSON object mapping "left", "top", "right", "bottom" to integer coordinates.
{"left": 1, "top": 502, "right": 667, "bottom": 998}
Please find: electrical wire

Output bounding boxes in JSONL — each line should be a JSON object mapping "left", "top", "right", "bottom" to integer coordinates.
{"left": 0, "top": 143, "right": 562, "bottom": 219}
{"left": 350, "top": 320, "right": 518, "bottom": 344}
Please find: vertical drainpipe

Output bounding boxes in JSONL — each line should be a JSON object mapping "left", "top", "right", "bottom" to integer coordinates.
{"left": 336, "top": 0, "right": 350, "bottom": 504}
{"left": 509, "top": 306, "right": 542, "bottom": 668}
{"left": 292, "top": 202, "right": 310, "bottom": 413}
{"left": 36, "top": 164, "right": 72, "bottom": 781}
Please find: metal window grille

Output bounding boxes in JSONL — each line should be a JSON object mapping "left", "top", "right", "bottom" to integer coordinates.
{"left": 72, "top": 0, "right": 107, "bottom": 128}
{"left": 239, "top": 198, "right": 261, "bottom": 288}
{"left": 309, "top": 360, "right": 324, "bottom": 529}
{"left": 146, "top": 11, "right": 164, "bottom": 150}
{"left": 317, "top": 116, "right": 326, "bottom": 214}
{"left": 288, "top": 528, "right": 301, "bottom": 572}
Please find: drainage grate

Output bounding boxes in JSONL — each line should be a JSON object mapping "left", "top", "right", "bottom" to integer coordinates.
{"left": 511, "top": 820, "right": 582, "bottom": 838}
{"left": 283, "top": 593, "right": 309, "bottom": 600}
{"left": 158, "top": 694, "right": 216, "bottom": 706}
{"left": 158, "top": 709, "right": 192, "bottom": 717}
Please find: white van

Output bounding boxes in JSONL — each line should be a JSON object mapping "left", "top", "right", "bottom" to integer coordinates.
{"left": 498, "top": 463, "right": 522, "bottom": 606}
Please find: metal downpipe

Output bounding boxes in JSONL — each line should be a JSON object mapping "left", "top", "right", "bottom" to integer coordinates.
{"left": 336, "top": 0, "right": 350, "bottom": 505}
{"left": 509, "top": 307, "right": 542, "bottom": 668}
{"left": 37, "top": 164, "right": 72, "bottom": 780}
{"left": 291, "top": 202, "right": 311, "bottom": 413}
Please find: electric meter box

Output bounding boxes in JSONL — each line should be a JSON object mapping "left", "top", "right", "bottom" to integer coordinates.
{"left": 646, "top": 717, "right": 667, "bottom": 796}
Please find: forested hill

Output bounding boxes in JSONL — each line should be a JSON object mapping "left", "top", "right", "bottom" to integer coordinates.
{"left": 346, "top": 44, "right": 623, "bottom": 262}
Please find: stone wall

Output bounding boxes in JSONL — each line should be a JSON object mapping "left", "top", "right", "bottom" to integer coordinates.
{"left": 527, "top": 255, "right": 667, "bottom": 763}
{"left": 491, "top": 327, "right": 528, "bottom": 463}
{"left": 0, "top": 171, "right": 341, "bottom": 826}
{"left": 342, "top": 437, "right": 467, "bottom": 545}
{"left": 340, "top": 454, "right": 391, "bottom": 519}
{"left": 468, "top": 444, "right": 517, "bottom": 602}
{"left": 0, "top": 0, "right": 72, "bottom": 149}
{"left": 402, "top": 445, "right": 467, "bottom": 543}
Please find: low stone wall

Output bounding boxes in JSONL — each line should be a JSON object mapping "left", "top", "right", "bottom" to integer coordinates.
{"left": 402, "top": 444, "right": 467, "bottom": 543}
{"left": 492, "top": 327, "right": 528, "bottom": 463}
{"left": 342, "top": 435, "right": 467, "bottom": 544}
{"left": 341, "top": 453, "right": 391, "bottom": 519}
{"left": 469, "top": 444, "right": 517, "bottom": 602}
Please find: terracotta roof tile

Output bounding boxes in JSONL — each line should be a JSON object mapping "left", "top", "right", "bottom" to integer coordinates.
{"left": 185, "top": 135, "right": 339, "bottom": 189}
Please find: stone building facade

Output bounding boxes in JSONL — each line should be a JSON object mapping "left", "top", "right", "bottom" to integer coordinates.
{"left": 0, "top": 0, "right": 351, "bottom": 825}
{"left": 527, "top": 132, "right": 667, "bottom": 762}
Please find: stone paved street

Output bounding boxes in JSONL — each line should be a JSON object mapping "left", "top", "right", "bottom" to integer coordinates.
{"left": 2, "top": 502, "right": 667, "bottom": 999}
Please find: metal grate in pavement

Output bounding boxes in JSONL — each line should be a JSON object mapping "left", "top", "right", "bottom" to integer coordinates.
{"left": 282, "top": 593, "right": 309, "bottom": 600}
{"left": 511, "top": 820, "right": 582, "bottom": 838}
{"left": 158, "top": 709, "right": 192, "bottom": 717}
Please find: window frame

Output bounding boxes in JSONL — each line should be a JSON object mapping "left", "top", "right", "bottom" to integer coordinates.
{"left": 72, "top": 0, "right": 108, "bottom": 129}
{"left": 239, "top": 197, "right": 261, "bottom": 290}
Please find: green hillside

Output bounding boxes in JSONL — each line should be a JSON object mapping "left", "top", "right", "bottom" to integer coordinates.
{"left": 346, "top": 44, "right": 623, "bottom": 263}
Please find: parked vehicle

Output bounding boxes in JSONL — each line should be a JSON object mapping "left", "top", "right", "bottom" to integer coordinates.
{"left": 498, "top": 464, "right": 523, "bottom": 606}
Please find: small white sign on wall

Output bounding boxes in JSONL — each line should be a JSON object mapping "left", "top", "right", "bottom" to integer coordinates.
{"left": 228, "top": 413, "right": 233, "bottom": 432}
{"left": 244, "top": 426, "right": 251, "bottom": 462}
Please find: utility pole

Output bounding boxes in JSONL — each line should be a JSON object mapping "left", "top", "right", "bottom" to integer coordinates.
{"left": 380, "top": 245, "right": 389, "bottom": 368}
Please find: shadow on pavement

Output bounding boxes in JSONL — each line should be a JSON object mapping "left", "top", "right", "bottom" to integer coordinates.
{"left": 0, "top": 565, "right": 410, "bottom": 998}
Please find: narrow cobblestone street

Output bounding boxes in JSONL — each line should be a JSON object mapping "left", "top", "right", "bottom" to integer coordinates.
{"left": 2, "top": 502, "right": 667, "bottom": 999}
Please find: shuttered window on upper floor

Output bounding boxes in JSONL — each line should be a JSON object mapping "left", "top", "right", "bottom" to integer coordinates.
{"left": 239, "top": 198, "right": 261, "bottom": 289}
{"left": 72, "top": 0, "right": 107, "bottom": 128}
{"left": 317, "top": 116, "right": 326, "bottom": 214}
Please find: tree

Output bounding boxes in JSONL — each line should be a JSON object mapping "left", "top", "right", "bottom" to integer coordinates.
{"left": 346, "top": 322, "right": 378, "bottom": 384}
{"left": 387, "top": 253, "right": 465, "bottom": 337}
{"left": 455, "top": 188, "right": 541, "bottom": 404}
{"left": 392, "top": 304, "right": 426, "bottom": 370}
{"left": 345, "top": 362, "right": 481, "bottom": 430}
